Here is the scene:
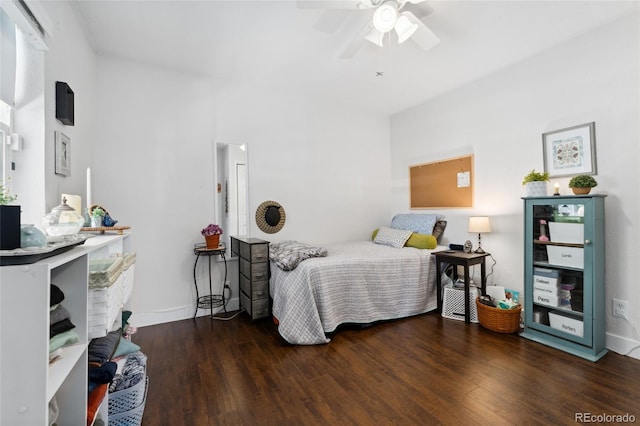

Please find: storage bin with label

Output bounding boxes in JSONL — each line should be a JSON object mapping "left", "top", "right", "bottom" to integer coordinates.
{"left": 548, "top": 222, "right": 584, "bottom": 244}
{"left": 549, "top": 311, "right": 584, "bottom": 337}
{"left": 546, "top": 246, "right": 584, "bottom": 269}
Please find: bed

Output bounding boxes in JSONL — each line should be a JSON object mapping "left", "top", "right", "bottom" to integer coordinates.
{"left": 269, "top": 214, "right": 447, "bottom": 345}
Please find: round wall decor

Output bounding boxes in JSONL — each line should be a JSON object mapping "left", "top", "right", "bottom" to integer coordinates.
{"left": 256, "top": 200, "right": 286, "bottom": 234}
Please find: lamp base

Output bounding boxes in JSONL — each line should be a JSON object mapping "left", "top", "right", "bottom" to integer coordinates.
{"left": 474, "top": 247, "right": 485, "bottom": 254}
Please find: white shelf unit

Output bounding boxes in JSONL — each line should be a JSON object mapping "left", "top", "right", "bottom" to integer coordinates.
{"left": 0, "top": 233, "right": 132, "bottom": 426}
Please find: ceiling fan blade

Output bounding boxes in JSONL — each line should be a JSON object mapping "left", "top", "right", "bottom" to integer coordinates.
{"left": 339, "top": 21, "right": 375, "bottom": 59}
{"left": 403, "top": 11, "right": 439, "bottom": 51}
{"left": 297, "top": 0, "right": 369, "bottom": 10}
{"left": 313, "top": 9, "right": 350, "bottom": 33}
{"left": 400, "top": 1, "right": 433, "bottom": 20}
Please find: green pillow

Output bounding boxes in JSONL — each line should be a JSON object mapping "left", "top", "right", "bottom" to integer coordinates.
{"left": 405, "top": 233, "right": 437, "bottom": 249}
{"left": 112, "top": 336, "right": 141, "bottom": 358}
{"left": 371, "top": 228, "right": 379, "bottom": 240}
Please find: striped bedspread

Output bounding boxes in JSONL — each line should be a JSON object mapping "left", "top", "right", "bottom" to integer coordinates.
{"left": 270, "top": 240, "right": 440, "bottom": 345}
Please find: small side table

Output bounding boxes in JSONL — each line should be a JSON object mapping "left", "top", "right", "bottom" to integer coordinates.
{"left": 432, "top": 250, "right": 490, "bottom": 324}
{"left": 193, "top": 243, "right": 227, "bottom": 318}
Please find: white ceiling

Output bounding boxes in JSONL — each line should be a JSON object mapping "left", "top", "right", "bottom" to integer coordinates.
{"left": 71, "top": 0, "right": 637, "bottom": 115}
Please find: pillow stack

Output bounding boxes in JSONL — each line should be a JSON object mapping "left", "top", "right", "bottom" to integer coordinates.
{"left": 372, "top": 213, "right": 446, "bottom": 249}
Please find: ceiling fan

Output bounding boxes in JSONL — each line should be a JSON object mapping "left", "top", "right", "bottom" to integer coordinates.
{"left": 298, "top": 0, "right": 440, "bottom": 58}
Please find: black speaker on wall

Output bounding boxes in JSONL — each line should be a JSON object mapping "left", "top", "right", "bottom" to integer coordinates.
{"left": 56, "top": 81, "right": 74, "bottom": 126}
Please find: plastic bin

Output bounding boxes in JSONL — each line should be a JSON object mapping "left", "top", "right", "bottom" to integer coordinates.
{"left": 108, "top": 376, "right": 149, "bottom": 426}
{"left": 89, "top": 257, "right": 124, "bottom": 288}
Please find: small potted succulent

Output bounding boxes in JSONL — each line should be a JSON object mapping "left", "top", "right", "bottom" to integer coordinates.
{"left": 568, "top": 175, "right": 598, "bottom": 195}
{"left": 201, "top": 224, "right": 223, "bottom": 248}
{"left": 522, "top": 169, "right": 550, "bottom": 197}
{"left": 90, "top": 206, "right": 106, "bottom": 227}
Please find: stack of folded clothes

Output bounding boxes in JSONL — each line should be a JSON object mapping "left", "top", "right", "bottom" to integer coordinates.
{"left": 49, "top": 284, "right": 80, "bottom": 363}
{"left": 86, "top": 330, "right": 121, "bottom": 425}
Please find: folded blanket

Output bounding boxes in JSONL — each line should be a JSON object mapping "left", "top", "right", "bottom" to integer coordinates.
{"left": 50, "top": 304, "right": 71, "bottom": 324}
{"left": 88, "top": 330, "right": 121, "bottom": 364}
{"left": 49, "top": 330, "right": 80, "bottom": 353}
{"left": 50, "top": 318, "right": 76, "bottom": 338}
{"left": 50, "top": 284, "right": 65, "bottom": 306}
{"left": 269, "top": 240, "right": 328, "bottom": 271}
{"left": 86, "top": 383, "right": 108, "bottom": 426}
{"left": 88, "top": 361, "right": 117, "bottom": 393}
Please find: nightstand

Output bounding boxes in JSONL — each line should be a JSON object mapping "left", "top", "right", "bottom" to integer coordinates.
{"left": 230, "top": 236, "right": 270, "bottom": 320}
{"left": 432, "top": 250, "right": 490, "bottom": 323}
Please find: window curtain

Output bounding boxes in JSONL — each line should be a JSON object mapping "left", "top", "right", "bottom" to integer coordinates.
{"left": 0, "top": 8, "right": 16, "bottom": 106}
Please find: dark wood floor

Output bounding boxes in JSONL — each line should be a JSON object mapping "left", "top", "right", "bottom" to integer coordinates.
{"left": 134, "top": 311, "right": 640, "bottom": 425}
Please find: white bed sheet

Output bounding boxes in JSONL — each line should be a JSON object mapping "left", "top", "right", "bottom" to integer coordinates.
{"left": 270, "top": 240, "right": 442, "bottom": 345}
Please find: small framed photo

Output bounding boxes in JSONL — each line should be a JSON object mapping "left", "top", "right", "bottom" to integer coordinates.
{"left": 542, "top": 122, "right": 596, "bottom": 178}
{"left": 55, "top": 131, "right": 71, "bottom": 176}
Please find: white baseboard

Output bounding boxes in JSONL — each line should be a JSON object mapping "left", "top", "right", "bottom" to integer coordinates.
{"left": 606, "top": 332, "right": 640, "bottom": 360}
{"left": 130, "top": 297, "right": 240, "bottom": 327}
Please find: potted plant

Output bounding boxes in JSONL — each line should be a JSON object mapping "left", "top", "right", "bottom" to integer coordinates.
{"left": 0, "top": 184, "right": 20, "bottom": 250}
{"left": 90, "top": 206, "right": 106, "bottom": 227}
{"left": 522, "top": 169, "right": 550, "bottom": 197}
{"left": 568, "top": 175, "right": 598, "bottom": 195}
{"left": 201, "top": 224, "right": 223, "bottom": 249}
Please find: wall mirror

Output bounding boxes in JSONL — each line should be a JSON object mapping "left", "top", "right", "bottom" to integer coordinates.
{"left": 214, "top": 141, "right": 249, "bottom": 249}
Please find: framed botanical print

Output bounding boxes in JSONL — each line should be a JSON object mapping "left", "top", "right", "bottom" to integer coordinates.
{"left": 542, "top": 122, "right": 596, "bottom": 178}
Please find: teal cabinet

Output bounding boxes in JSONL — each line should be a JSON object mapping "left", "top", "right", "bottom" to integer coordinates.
{"left": 521, "top": 195, "right": 607, "bottom": 361}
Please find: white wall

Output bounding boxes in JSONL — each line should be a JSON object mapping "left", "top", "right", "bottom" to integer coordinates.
{"left": 43, "top": 2, "right": 96, "bottom": 221}
{"left": 14, "top": 1, "right": 96, "bottom": 225}
{"left": 390, "top": 13, "right": 640, "bottom": 358}
{"left": 94, "top": 57, "right": 391, "bottom": 326}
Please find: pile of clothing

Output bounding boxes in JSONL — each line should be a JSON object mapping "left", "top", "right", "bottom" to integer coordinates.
{"left": 49, "top": 284, "right": 79, "bottom": 363}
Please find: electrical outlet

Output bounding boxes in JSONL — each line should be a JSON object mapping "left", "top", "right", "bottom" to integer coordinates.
{"left": 613, "top": 298, "right": 629, "bottom": 319}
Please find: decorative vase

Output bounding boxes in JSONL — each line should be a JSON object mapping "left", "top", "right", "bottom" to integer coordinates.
{"left": 571, "top": 187, "right": 591, "bottom": 195}
{"left": 205, "top": 234, "right": 220, "bottom": 249}
{"left": 524, "top": 181, "right": 548, "bottom": 197}
{"left": 21, "top": 224, "right": 47, "bottom": 248}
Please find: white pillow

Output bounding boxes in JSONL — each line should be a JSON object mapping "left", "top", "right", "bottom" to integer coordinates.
{"left": 374, "top": 226, "right": 413, "bottom": 248}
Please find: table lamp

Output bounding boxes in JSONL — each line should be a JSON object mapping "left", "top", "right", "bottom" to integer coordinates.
{"left": 468, "top": 216, "right": 491, "bottom": 253}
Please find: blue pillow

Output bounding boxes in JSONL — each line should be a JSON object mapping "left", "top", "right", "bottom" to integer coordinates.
{"left": 391, "top": 214, "right": 444, "bottom": 235}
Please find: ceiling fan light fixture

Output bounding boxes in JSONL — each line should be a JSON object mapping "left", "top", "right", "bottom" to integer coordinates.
{"left": 394, "top": 14, "right": 418, "bottom": 44}
{"left": 365, "top": 27, "right": 384, "bottom": 47}
{"left": 372, "top": 2, "right": 398, "bottom": 33}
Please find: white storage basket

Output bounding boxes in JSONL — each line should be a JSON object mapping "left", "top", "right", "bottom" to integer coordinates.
{"left": 108, "top": 376, "right": 148, "bottom": 426}
{"left": 442, "top": 286, "right": 479, "bottom": 323}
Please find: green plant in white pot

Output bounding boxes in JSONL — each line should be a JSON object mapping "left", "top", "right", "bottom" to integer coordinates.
{"left": 522, "top": 169, "right": 550, "bottom": 197}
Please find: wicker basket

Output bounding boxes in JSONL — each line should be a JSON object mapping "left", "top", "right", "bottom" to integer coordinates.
{"left": 475, "top": 298, "right": 522, "bottom": 333}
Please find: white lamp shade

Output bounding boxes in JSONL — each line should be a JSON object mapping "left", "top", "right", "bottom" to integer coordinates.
{"left": 365, "top": 27, "right": 384, "bottom": 47}
{"left": 468, "top": 216, "right": 491, "bottom": 233}
{"left": 372, "top": 2, "right": 398, "bottom": 33}
{"left": 394, "top": 15, "right": 418, "bottom": 44}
